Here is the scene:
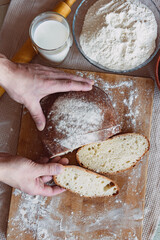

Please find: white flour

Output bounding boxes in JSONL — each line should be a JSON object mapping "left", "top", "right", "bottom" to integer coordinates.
{"left": 8, "top": 188, "right": 143, "bottom": 240}
{"left": 76, "top": 71, "right": 142, "bottom": 130}
{"left": 46, "top": 92, "right": 108, "bottom": 150}
{"left": 80, "top": 0, "right": 157, "bottom": 71}
{"left": 49, "top": 97, "right": 104, "bottom": 136}
{"left": 7, "top": 72, "right": 152, "bottom": 240}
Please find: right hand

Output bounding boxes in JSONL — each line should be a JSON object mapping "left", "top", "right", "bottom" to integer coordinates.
{"left": 0, "top": 54, "right": 94, "bottom": 131}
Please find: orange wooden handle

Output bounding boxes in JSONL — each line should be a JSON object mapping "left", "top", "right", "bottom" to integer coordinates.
{"left": 11, "top": 38, "right": 36, "bottom": 63}
{"left": 65, "top": 0, "right": 77, "bottom": 7}
{"left": 0, "top": 86, "right": 5, "bottom": 97}
{"left": 53, "top": 2, "right": 71, "bottom": 18}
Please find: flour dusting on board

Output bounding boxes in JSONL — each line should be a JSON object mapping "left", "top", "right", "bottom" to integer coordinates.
{"left": 8, "top": 188, "right": 143, "bottom": 240}
{"left": 76, "top": 71, "right": 152, "bottom": 130}
{"left": 7, "top": 71, "right": 153, "bottom": 240}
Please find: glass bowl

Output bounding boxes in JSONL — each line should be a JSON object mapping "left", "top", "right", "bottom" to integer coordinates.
{"left": 73, "top": 0, "right": 160, "bottom": 73}
{"left": 156, "top": 54, "right": 160, "bottom": 90}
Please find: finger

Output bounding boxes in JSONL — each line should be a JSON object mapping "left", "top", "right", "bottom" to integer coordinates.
{"left": 29, "top": 64, "right": 94, "bottom": 85}
{"left": 49, "top": 157, "right": 69, "bottom": 165}
{"left": 48, "top": 80, "right": 93, "bottom": 94}
{"left": 58, "top": 158, "right": 69, "bottom": 165}
{"left": 37, "top": 162, "right": 64, "bottom": 176}
{"left": 41, "top": 176, "right": 53, "bottom": 183}
{"left": 37, "top": 157, "right": 49, "bottom": 164}
{"left": 38, "top": 185, "right": 66, "bottom": 197}
{"left": 30, "top": 64, "right": 61, "bottom": 73}
{"left": 41, "top": 71, "right": 94, "bottom": 85}
{"left": 31, "top": 65, "right": 93, "bottom": 84}
{"left": 26, "top": 101, "right": 46, "bottom": 131}
{"left": 49, "top": 156, "right": 61, "bottom": 163}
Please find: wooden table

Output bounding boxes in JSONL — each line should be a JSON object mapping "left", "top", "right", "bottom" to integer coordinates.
{"left": 0, "top": 0, "right": 159, "bottom": 239}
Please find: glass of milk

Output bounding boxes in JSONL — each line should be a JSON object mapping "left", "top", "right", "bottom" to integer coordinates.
{"left": 29, "top": 12, "right": 73, "bottom": 65}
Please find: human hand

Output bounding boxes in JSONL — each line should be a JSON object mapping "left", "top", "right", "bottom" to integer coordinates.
{"left": 0, "top": 55, "right": 94, "bottom": 130}
{"left": 0, "top": 152, "right": 69, "bottom": 196}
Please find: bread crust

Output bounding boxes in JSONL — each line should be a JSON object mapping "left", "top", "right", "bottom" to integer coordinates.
{"left": 53, "top": 165, "right": 119, "bottom": 198}
{"left": 40, "top": 86, "right": 121, "bottom": 158}
{"left": 76, "top": 133, "right": 150, "bottom": 175}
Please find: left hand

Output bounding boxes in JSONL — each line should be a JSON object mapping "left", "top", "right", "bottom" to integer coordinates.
{"left": 0, "top": 153, "right": 69, "bottom": 196}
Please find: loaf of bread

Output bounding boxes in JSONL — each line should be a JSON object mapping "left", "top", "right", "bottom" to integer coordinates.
{"left": 53, "top": 165, "right": 119, "bottom": 197}
{"left": 40, "top": 86, "right": 121, "bottom": 157}
{"left": 76, "top": 133, "right": 149, "bottom": 174}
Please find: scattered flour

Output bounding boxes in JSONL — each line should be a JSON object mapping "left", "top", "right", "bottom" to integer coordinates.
{"left": 123, "top": 89, "right": 140, "bottom": 127}
{"left": 80, "top": 0, "right": 157, "bottom": 71}
{"left": 47, "top": 92, "right": 107, "bottom": 150}
{"left": 43, "top": 87, "right": 122, "bottom": 154}
{"left": 76, "top": 71, "right": 142, "bottom": 130}
{"left": 49, "top": 96, "right": 104, "bottom": 137}
{"left": 8, "top": 188, "right": 143, "bottom": 240}
{"left": 7, "top": 71, "right": 152, "bottom": 240}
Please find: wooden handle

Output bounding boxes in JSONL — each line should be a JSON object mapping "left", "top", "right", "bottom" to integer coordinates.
{"left": 11, "top": 38, "right": 36, "bottom": 63}
{"left": 0, "top": 86, "right": 5, "bottom": 97}
{"left": 0, "top": 0, "right": 76, "bottom": 97}
{"left": 65, "top": 0, "right": 77, "bottom": 7}
{"left": 53, "top": 2, "right": 71, "bottom": 18}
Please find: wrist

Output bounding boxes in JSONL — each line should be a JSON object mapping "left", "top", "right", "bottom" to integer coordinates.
{"left": 0, "top": 55, "right": 17, "bottom": 90}
{"left": 0, "top": 158, "right": 7, "bottom": 183}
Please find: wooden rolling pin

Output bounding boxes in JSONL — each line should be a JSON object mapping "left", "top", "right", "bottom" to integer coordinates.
{"left": 0, "top": 0, "right": 76, "bottom": 97}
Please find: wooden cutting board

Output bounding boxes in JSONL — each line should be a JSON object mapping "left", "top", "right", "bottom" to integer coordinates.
{"left": 7, "top": 69, "right": 154, "bottom": 240}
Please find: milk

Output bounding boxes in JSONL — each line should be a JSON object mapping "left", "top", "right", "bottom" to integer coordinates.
{"left": 34, "top": 21, "right": 68, "bottom": 50}
{"left": 31, "top": 16, "right": 72, "bottom": 64}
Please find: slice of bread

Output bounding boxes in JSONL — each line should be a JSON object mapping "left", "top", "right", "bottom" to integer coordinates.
{"left": 53, "top": 165, "right": 119, "bottom": 197}
{"left": 76, "top": 133, "right": 150, "bottom": 174}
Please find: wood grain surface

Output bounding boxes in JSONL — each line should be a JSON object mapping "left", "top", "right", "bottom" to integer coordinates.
{"left": 7, "top": 69, "right": 154, "bottom": 240}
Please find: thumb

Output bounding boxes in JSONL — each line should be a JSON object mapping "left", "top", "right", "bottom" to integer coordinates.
{"left": 37, "top": 163, "right": 64, "bottom": 176}
{"left": 26, "top": 100, "right": 46, "bottom": 131}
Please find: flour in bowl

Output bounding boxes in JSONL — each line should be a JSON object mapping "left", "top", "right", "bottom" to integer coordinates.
{"left": 80, "top": 0, "right": 157, "bottom": 71}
